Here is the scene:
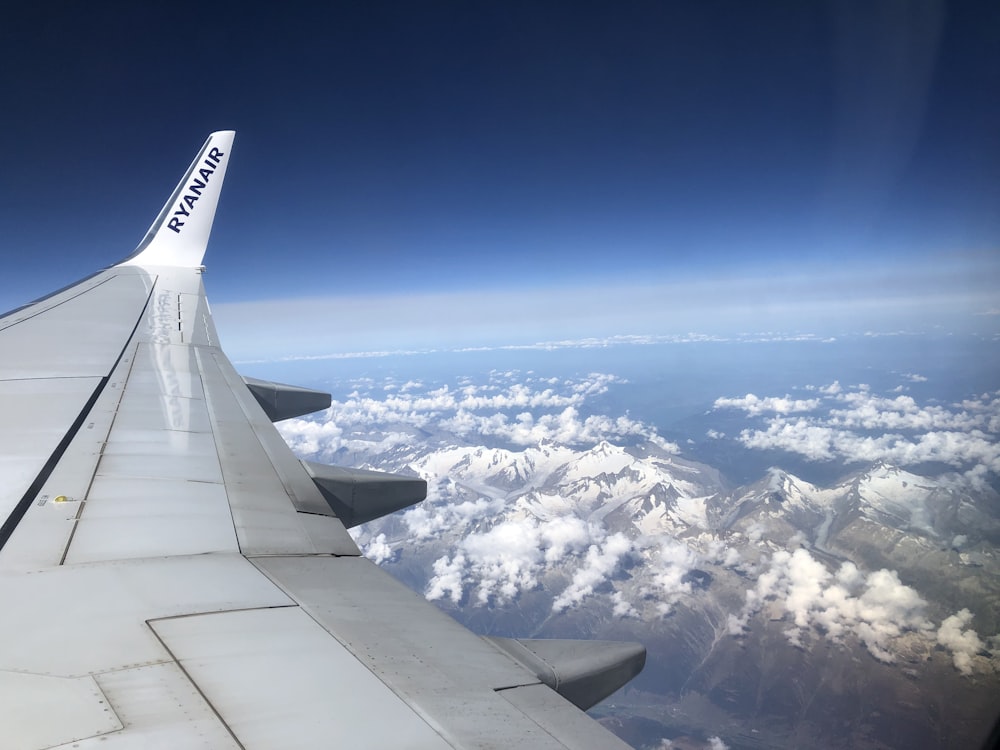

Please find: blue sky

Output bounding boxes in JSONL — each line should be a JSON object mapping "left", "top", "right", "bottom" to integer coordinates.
{"left": 1, "top": 1, "right": 998, "bottom": 354}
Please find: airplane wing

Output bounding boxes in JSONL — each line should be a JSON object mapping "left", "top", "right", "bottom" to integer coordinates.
{"left": 0, "top": 131, "right": 645, "bottom": 749}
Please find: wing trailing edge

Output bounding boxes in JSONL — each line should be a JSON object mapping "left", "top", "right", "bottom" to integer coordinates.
{"left": 118, "top": 130, "right": 235, "bottom": 268}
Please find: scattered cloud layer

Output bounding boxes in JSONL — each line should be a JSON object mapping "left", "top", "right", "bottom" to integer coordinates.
{"left": 426, "top": 515, "right": 605, "bottom": 607}
{"left": 713, "top": 393, "right": 821, "bottom": 416}
{"left": 278, "top": 370, "right": 678, "bottom": 458}
{"left": 714, "top": 383, "right": 1000, "bottom": 478}
{"left": 235, "top": 332, "right": 849, "bottom": 364}
{"left": 419, "top": 507, "right": 701, "bottom": 617}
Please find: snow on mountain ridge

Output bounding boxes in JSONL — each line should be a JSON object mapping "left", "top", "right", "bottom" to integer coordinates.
{"left": 832, "top": 461, "right": 1000, "bottom": 539}
{"left": 413, "top": 443, "right": 578, "bottom": 495}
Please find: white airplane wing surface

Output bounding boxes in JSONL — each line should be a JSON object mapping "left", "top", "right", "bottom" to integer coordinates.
{"left": 0, "top": 131, "right": 645, "bottom": 749}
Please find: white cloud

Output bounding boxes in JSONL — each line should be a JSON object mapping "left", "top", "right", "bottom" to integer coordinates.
{"left": 730, "top": 549, "right": 934, "bottom": 664}
{"left": 729, "top": 551, "right": 992, "bottom": 674}
{"left": 552, "top": 532, "right": 633, "bottom": 613}
{"left": 539, "top": 515, "right": 593, "bottom": 563}
{"left": 611, "top": 590, "right": 639, "bottom": 618}
{"left": 425, "top": 515, "right": 614, "bottom": 608}
{"left": 462, "top": 521, "right": 548, "bottom": 605}
{"left": 362, "top": 533, "right": 395, "bottom": 565}
{"left": 707, "top": 738, "right": 730, "bottom": 750}
{"left": 647, "top": 541, "right": 697, "bottom": 615}
{"left": 721, "top": 547, "right": 741, "bottom": 568}
{"left": 440, "top": 405, "right": 678, "bottom": 449}
{"left": 937, "top": 609, "right": 985, "bottom": 675}
{"left": 740, "top": 420, "right": 1000, "bottom": 471}
{"left": 402, "top": 490, "right": 508, "bottom": 542}
{"left": 713, "top": 393, "right": 821, "bottom": 416}
{"left": 852, "top": 569, "right": 931, "bottom": 661}
{"left": 425, "top": 553, "right": 468, "bottom": 605}
{"left": 713, "top": 385, "right": 1000, "bottom": 474}
{"left": 402, "top": 504, "right": 452, "bottom": 540}
{"left": 278, "top": 371, "right": 679, "bottom": 460}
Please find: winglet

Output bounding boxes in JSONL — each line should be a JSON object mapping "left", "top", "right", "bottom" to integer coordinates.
{"left": 118, "top": 130, "right": 235, "bottom": 268}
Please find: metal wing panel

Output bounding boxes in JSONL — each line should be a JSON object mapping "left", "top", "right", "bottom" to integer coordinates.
{"left": 0, "top": 555, "right": 294, "bottom": 678}
{"left": 0, "top": 271, "right": 153, "bottom": 379}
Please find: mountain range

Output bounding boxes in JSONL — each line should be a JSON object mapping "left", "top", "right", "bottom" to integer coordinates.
{"left": 329, "top": 432, "right": 1000, "bottom": 749}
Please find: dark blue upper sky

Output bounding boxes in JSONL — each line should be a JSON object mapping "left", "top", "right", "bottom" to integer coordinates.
{"left": 1, "top": 1, "right": 997, "bottom": 344}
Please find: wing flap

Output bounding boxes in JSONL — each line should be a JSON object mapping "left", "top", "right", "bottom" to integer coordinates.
{"left": 498, "top": 684, "right": 632, "bottom": 750}
{"left": 150, "top": 607, "right": 455, "bottom": 750}
{"left": 252, "top": 555, "right": 638, "bottom": 749}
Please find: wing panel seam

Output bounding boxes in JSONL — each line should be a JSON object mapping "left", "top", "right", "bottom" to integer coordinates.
{"left": 146, "top": 618, "right": 248, "bottom": 750}
{"left": 58, "top": 340, "right": 142, "bottom": 566}
{"left": 0, "top": 273, "right": 121, "bottom": 330}
{"left": 192, "top": 346, "right": 243, "bottom": 554}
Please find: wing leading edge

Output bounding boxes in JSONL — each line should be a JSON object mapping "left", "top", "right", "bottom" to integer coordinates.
{"left": 0, "top": 132, "right": 645, "bottom": 749}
